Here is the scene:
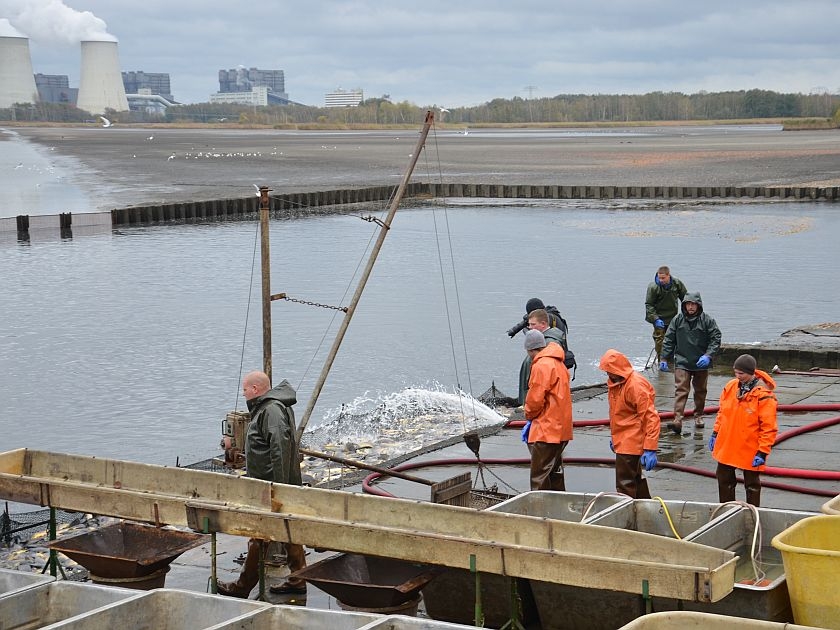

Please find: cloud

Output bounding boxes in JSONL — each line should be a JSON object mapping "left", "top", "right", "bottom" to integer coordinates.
{"left": 3, "top": 1, "right": 839, "bottom": 107}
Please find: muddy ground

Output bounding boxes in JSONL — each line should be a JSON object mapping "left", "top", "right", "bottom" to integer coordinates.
{"left": 11, "top": 125, "right": 840, "bottom": 210}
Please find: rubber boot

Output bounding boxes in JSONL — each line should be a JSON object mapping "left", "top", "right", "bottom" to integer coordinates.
{"left": 217, "top": 538, "right": 261, "bottom": 598}
{"left": 269, "top": 543, "right": 308, "bottom": 594}
{"left": 744, "top": 471, "right": 762, "bottom": 507}
{"left": 693, "top": 414, "right": 705, "bottom": 429}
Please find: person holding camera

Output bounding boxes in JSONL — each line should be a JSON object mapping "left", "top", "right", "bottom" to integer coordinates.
{"left": 645, "top": 266, "right": 687, "bottom": 367}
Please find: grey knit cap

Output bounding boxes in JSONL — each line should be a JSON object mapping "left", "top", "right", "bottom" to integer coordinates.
{"left": 733, "top": 354, "right": 757, "bottom": 375}
{"left": 524, "top": 330, "right": 547, "bottom": 351}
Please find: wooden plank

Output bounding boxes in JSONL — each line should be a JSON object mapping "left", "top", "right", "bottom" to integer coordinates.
{"left": 431, "top": 472, "right": 472, "bottom": 506}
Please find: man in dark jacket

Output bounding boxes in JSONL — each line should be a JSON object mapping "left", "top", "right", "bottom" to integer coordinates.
{"left": 645, "top": 266, "right": 687, "bottom": 366}
{"left": 660, "top": 292, "right": 722, "bottom": 433}
{"left": 217, "top": 371, "right": 308, "bottom": 598}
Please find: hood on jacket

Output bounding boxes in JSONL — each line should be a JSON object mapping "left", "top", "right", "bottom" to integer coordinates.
{"left": 752, "top": 369, "right": 776, "bottom": 391}
{"left": 654, "top": 273, "right": 672, "bottom": 289}
{"left": 599, "top": 349, "right": 635, "bottom": 380}
{"left": 681, "top": 291, "right": 704, "bottom": 317}
{"left": 246, "top": 379, "right": 297, "bottom": 412}
{"left": 533, "top": 342, "right": 566, "bottom": 365}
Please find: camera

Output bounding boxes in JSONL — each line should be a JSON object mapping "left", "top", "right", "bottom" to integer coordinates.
{"left": 506, "top": 316, "right": 528, "bottom": 338}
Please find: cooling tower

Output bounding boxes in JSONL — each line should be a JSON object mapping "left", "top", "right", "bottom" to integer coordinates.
{"left": 0, "top": 35, "right": 39, "bottom": 108}
{"left": 76, "top": 40, "right": 128, "bottom": 114}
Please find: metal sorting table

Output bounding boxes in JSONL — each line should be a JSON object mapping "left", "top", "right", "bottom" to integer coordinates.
{"left": 0, "top": 449, "right": 736, "bottom": 604}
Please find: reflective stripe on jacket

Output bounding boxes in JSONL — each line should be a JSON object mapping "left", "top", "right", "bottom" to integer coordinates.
{"left": 712, "top": 370, "right": 778, "bottom": 471}
{"left": 524, "top": 343, "right": 573, "bottom": 443}
{"left": 599, "top": 349, "right": 660, "bottom": 455}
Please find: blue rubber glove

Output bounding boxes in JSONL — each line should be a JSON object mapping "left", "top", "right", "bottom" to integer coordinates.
{"left": 708, "top": 432, "right": 717, "bottom": 452}
{"left": 752, "top": 453, "right": 767, "bottom": 468}
{"left": 654, "top": 318, "right": 665, "bottom": 329}
{"left": 659, "top": 361, "right": 669, "bottom": 372}
{"left": 640, "top": 450, "right": 658, "bottom": 471}
{"left": 521, "top": 420, "right": 532, "bottom": 443}
{"left": 696, "top": 354, "right": 711, "bottom": 369}
{"left": 609, "top": 439, "right": 615, "bottom": 453}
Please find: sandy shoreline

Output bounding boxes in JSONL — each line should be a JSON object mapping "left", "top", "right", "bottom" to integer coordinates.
{"left": 7, "top": 124, "right": 840, "bottom": 210}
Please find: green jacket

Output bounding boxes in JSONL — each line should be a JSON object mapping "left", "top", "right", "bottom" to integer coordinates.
{"left": 661, "top": 292, "right": 722, "bottom": 370}
{"left": 645, "top": 274, "right": 687, "bottom": 324}
{"left": 518, "top": 327, "right": 567, "bottom": 405}
{"left": 244, "top": 380, "right": 302, "bottom": 485}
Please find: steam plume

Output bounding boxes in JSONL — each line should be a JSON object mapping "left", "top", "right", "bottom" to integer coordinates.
{"left": 0, "top": 0, "right": 116, "bottom": 44}
{"left": 0, "top": 17, "right": 26, "bottom": 37}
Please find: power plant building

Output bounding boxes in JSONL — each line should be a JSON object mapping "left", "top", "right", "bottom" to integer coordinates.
{"left": 218, "top": 67, "right": 287, "bottom": 100}
{"left": 34, "top": 74, "right": 78, "bottom": 104}
{"left": 122, "top": 71, "right": 174, "bottom": 102}
{"left": 76, "top": 40, "right": 129, "bottom": 114}
{"left": 0, "top": 34, "right": 39, "bottom": 107}
{"left": 325, "top": 88, "right": 364, "bottom": 108}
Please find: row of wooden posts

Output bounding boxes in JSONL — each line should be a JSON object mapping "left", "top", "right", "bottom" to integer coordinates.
{"left": 4, "top": 183, "right": 838, "bottom": 233}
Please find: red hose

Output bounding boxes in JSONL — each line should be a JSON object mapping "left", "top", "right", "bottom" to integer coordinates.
{"left": 363, "top": 457, "right": 838, "bottom": 498}
{"left": 364, "top": 403, "right": 840, "bottom": 498}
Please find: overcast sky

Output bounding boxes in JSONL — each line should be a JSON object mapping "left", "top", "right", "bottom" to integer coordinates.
{"left": 2, "top": 1, "right": 839, "bottom": 108}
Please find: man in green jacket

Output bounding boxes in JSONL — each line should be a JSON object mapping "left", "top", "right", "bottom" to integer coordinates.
{"left": 660, "top": 292, "right": 722, "bottom": 433}
{"left": 645, "top": 266, "right": 687, "bottom": 367}
{"left": 217, "top": 371, "right": 308, "bottom": 598}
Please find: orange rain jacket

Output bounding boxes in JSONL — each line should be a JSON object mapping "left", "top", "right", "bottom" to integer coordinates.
{"left": 712, "top": 369, "right": 778, "bottom": 471}
{"left": 524, "top": 343, "right": 573, "bottom": 444}
{"left": 599, "top": 349, "right": 660, "bottom": 455}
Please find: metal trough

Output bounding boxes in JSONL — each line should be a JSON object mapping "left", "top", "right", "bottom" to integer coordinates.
{"left": 0, "top": 581, "right": 136, "bottom": 629}
{"left": 290, "top": 552, "right": 440, "bottom": 609}
{"left": 421, "top": 492, "right": 631, "bottom": 628}
{"left": 47, "top": 521, "right": 208, "bottom": 588}
{"left": 486, "top": 490, "right": 632, "bottom": 521}
{"left": 617, "top": 610, "right": 816, "bottom": 629}
{"left": 356, "top": 617, "right": 490, "bottom": 629}
{"left": 37, "top": 588, "right": 269, "bottom": 629}
{"left": 680, "top": 506, "right": 816, "bottom": 622}
{"left": 205, "top": 603, "right": 380, "bottom": 630}
{"left": 0, "top": 567, "right": 54, "bottom": 599}
{"left": 586, "top": 498, "right": 741, "bottom": 539}
{"left": 525, "top": 499, "right": 742, "bottom": 630}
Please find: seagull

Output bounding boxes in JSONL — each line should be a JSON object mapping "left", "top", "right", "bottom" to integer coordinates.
{"left": 253, "top": 184, "right": 261, "bottom": 197}
{"left": 99, "top": 116, "right": 112, "bottom": 128}
{"left": 439, "top": 107, "right": 450, "bottom": 113}
{"left": 167, "top": 154, "right": 175, "bottom": 161}
{"left": 147, "top": 135, "right": 154, "bottom": 141}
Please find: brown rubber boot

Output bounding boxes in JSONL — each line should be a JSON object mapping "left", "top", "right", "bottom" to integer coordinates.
{"left": 269, "top": 543, "right": 308, "bottom": 594}
{"left": 217, "top": 538, "right": 261, "bottom": 598}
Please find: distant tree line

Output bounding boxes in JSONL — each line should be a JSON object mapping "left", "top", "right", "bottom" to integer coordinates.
{"left": 2, "top": 89, "right": 838, "bottom": 126}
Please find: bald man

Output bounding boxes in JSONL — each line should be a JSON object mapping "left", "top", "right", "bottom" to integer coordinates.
{"left": 217, "top": 371, "right": 308, "bottom": 598}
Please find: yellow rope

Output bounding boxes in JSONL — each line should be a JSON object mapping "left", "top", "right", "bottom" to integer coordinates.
{"left": 652, "top": 496, "right": 682, "bottom": 539}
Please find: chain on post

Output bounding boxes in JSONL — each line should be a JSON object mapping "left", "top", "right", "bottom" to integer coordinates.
{"left": 274, "top": 294, "right": 348, "bottom": 313}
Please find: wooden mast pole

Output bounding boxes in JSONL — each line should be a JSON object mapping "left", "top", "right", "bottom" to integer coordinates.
{"left": 259, "top": 186, "right": 272, "bottom": 382}
{"left": 297, "top": 110, "right": 435, "bottom": 440}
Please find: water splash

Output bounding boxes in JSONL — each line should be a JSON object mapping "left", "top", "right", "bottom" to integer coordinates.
{"left": 304, "top": 384, "right": 506, "bottom": 458}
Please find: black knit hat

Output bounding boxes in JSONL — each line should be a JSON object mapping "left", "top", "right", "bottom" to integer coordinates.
{"left": 525, "top": 298, "right": 544, "bottom": 314}
{"left": 733, "top": 354, "right": 757, "bottom": 375}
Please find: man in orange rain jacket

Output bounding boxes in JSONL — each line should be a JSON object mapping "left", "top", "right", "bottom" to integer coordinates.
{"left": 523, "top": 329, "right": 573, "bottom": 491}
{"left": 599, "top": 349, "right": 661, "bottom": 498}
{"left": 709, "top": 354, "right": 778, "bottom": 507}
